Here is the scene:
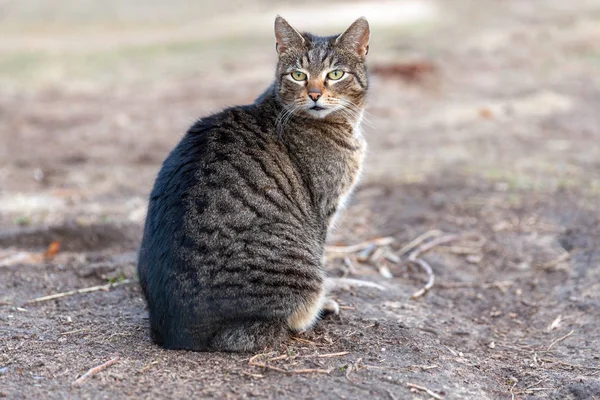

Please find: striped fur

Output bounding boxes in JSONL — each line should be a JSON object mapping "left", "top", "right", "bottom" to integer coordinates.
{"left": 138, "top": 17, "right": 370, "bottom": 352}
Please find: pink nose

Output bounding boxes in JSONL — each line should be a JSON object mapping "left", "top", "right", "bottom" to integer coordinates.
{"left": 308, "top": 90, "right": 322, "bottom": 101}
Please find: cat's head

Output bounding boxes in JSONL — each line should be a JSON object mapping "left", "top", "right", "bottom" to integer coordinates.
{"left": 274, "top": 16, "right": 370, "bottom": 121}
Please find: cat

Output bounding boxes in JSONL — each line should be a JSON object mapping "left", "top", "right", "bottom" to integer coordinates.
{"left": 138, "top": 16, "right": 370, "bottom": 352}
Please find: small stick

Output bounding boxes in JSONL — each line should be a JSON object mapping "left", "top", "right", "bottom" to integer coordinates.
{"left": 296, "top": 351, "right": 349, "bottom": 358}
{"left": 406, "top": 383, "right": 443, "bottom": 400}
{"left": 325, "top": 237, "right": 395, "bottom": 254}
{"left": 383, "top": 251, "right": 401, "bottom": 264}
{"left": 357, "top": 244, "right": 377, "bottom": 262}
{"left": 25, "top": 279, "right": 133, "bottom": 305}
{"left": 327, "top": 277, "right": 386, "bottom": 291}
{"left": 241, "top": 371, "right": 264, "bottom": 378}
{"left": 410, "top": 258, "right": 435, "bottom": 299}
{"left": 289, "top": 368, "right": 332, "bottom": 374}
{"left": 408, "top": 234, "right": 463, "bottom": 299}
{"left": 436, "top": 281, "right": 513, "bottom": 289}
{"left": 547, "top": 330, "right": 574, "bottom": 350}
{"left": 248, "top": 360, "right": 288, "bottom": 373}
{"left": 369, "top": 247, "right": 386, "bottom": 263}
{"left": 316, "top": 351, "right": 349, "bottom": 358}
{"left": 408, "top": 234, "right": 461, "bottom": 260}
{"left": 248, "top": 353, "right": 276, "bottom": 363}
{"left": 525, "top": 379, "right": 546, "bottom": 390}
{"left": 72, "top": 356, "right": 120, "bottom": 386}
{"left": 397, "top": 230, "right": 443, "bottom": 256}
{"left": 249, "top": 360, "right": 331, "bottom": 374}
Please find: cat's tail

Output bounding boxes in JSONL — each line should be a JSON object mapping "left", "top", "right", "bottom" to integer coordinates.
{"left": 208, "top": 319, "right": 288, "bottom": 352}
{"left": 157, "top": 318, "right": 288, "bottom": 352}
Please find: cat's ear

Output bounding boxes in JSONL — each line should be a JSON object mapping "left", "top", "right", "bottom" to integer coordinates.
{"left": 336, "top": 17, "right": 370, "bottom": 58}
{"left": 274, "top": 16, "right": 305, "bottom": 54}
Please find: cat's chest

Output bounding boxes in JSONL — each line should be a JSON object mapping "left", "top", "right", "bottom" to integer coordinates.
{"left": 298, "top": 126, "right": 366, "bottom": 209}
{"left": 337, "top": 128, "right": 366, "bottom": 201}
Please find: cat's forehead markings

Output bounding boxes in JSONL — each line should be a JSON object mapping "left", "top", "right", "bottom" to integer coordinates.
{"left": 301, "top": 55, "right": 309, "bottom": 66}
{"left": 307, "top": 48, "right": 322, "bottom": 65}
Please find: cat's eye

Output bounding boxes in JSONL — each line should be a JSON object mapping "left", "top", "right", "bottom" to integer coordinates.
{"left": 327, "top": 70, "right": 345, "bottom": 80}
{"left": 291, "top": 71, "right": 307, "bottom": 81}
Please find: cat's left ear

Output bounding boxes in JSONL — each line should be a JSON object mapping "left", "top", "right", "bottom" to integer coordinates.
{"left": 336, "top": 17, "right": 370, "bottom": 58}
{"left": 274, "top": 16, "right": 305, "bottom": 54}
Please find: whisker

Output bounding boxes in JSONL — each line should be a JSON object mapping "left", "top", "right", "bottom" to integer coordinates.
{"left": 336, "top": 98, "right": 375, "bottom": 128}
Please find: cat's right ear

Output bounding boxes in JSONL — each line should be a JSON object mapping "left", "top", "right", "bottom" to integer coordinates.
{"left": 274, "top": 16, "right": 305, "bottom": 54}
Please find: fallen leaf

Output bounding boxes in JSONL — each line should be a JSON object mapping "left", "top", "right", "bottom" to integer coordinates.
{"left": 44, "top": 241, "right": 61, "bottom": 258}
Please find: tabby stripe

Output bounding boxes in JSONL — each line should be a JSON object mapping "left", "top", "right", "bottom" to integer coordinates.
{"left": 226, "top": 160, "right": 303, "bottom": 220}
{"left": 247, "top": 152, "right": 304, "bottom": 219}
{"left": 267, "top": 151, "right": 312, "bottom": 219}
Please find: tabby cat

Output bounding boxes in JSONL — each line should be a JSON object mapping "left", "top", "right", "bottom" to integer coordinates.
{"left": 138, "top": 16, "right": 370, "bottom": 352}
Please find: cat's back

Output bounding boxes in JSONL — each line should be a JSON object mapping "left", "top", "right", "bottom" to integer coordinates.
{"left": 147, "top": 103, "right": 289, "bottom": 209}
{"left": 138, "top": 103, "right": 320, "bottom": 292}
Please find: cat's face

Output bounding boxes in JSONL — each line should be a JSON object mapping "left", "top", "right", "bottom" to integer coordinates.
{"left": 274, "top": 17, "right": 370, "bottom": 120}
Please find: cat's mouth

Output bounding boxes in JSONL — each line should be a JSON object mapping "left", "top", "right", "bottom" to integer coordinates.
{"left": 310, "top": 106, "right": 326, "bottom": 111}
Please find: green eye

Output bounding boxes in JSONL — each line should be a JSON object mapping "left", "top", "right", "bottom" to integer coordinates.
{"left": 327, "top": 70, "right": 345, "bottom": 80}
{"left": 291, "top": 71, "right": 307, "bottom": 81}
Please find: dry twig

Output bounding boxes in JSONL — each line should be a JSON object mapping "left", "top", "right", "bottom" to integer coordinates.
{"left": 25, "top": 279, "right": 134, "bottom": 305}
{"left": 291, "top": 337, "right": 315, "bottom": 345}
{"left": 241, "top": 371, "right": 264, "bottom": 378}
{"left": 325, "top": 237, "right": 395, "bottom": 254}
{"left": 315, "top": 351, "right": 349, "bottom": 358}
{"left": 410, "top": 258, "right": 435, "bottom": 299}
{"left": 397, "top": 230, "right": 443, "bottom": 256}
{"left": 327, "top": 277, "right": 386, "bottom": 291}
{"left": 408, "top": 234, "right": 462, "bottom": 299}
{"left": 289, "top": 368, "right": 332, "bottom": 374}
{"left": 72, "top": 356, "right": 120, "bottom": 386}
{"left": 248, "top": 353, "right": 333, "bottom": 375}
{"left": 248, "top": 360, "right": 288, "bottom": 373}
{"left": 406, "top": 232, "right": 484, "bottom": 298}
{"left": 436, "top": 281, "right": 513, "bottom": 289}
{"left": 407, "top": 382, "right": 443, "bottom": 400}
{"left": 408, "top": 234, "right": 462, "bottom": 259}
{"left": 547, "top": 330, "right": 574, "bottom": 350}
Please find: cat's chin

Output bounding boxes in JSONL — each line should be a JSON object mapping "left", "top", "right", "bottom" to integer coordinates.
{"left": 304, "top": 107, "right": 336, "bottom": 119}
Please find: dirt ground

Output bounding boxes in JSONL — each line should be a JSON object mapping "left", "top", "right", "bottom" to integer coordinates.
{"left": 2, "top": 0, "right": 600, "bottom": 399}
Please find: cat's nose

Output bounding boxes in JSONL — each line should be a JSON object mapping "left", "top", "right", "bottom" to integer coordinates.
{"left": 308, "top": 90, "right": 322, "bottom": 102}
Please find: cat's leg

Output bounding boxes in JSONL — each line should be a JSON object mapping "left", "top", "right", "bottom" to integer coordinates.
{"left": 287, "top": 289, "right": 326, "bottom": 332}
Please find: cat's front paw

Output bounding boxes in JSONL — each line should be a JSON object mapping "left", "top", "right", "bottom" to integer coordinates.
{"left": 321, "top": 298, "right": 339, "bottom": 316}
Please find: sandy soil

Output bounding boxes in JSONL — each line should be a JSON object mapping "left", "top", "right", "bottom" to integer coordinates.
{"left": 1, "top": 0, "right": 600, "bottom": 398}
